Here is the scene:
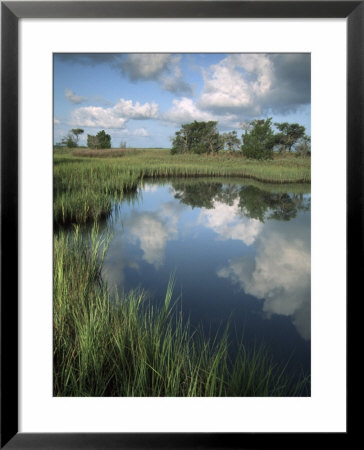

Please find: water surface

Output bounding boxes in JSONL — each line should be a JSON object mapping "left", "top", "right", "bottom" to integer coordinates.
{"left": 101, "top": 179, "right": 311, "bottom": 378}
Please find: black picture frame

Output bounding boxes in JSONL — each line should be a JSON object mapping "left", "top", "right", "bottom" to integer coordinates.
{"left": 1, "top": 1, "right": 359, "bottom": 448}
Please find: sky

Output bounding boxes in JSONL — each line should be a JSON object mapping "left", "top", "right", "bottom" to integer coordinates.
{"left": 53, "top": 53, "right": 311, "bottom": 148}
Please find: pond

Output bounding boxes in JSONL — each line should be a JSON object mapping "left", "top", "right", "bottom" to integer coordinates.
{"left": 100, "top": 178, "right": 311, "bottom": 382}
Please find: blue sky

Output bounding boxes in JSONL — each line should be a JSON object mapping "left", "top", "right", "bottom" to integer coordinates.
{"left": 53, "top": 53, "right": 310, "bottom": 148}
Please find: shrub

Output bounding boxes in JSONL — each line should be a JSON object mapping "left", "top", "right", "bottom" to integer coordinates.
{"left": 241, "top": 118, "right": 275, "bottom": 160}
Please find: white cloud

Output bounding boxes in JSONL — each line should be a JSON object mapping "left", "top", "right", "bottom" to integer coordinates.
{"left": 71, "top": 106, "right": 127, "bottom": 128}
{"left": 64, "top": 88, "right": 88, "bottom": 104}
{"left": 199, "top": 198, "right": 263, "bottom": 246}
{"left": 53, "top": 118, "right": 61, "bottom": 125}
{"left": 143, "top": 184, "right": 158, "bottom": 193}
{"left": 101, "top": 234, "right": 140, "bottom": 291}
{"left": 200, "top": 64, "right": 252, "bottom": 110}
{"left": 128, "top": 213, "right": 171, "bottom": 269}
{"left": 126, "top": 202, "right": 184, "bottom": 269}
{"left": 163, "top": 97, "right": 238, "bottom": 128}
{"left": 199, "top": 54, "right": 273, "bottom": 114}
{"left": 198, "top": 53, "right": 310, "bottom": 119}
{"left": 70, "top": 98, "right": 159, "bottom": 128}
{"left": 163, "top": 97, "right": 216, "bottom": 124}
{"left": 230, "top": 54, "right": 273, "bottom": 96}
{"left": 112, "top": 99, "right": 159, "bottom": 120}
{"left": 217, "top": 231, "right": 310, "bottom": 339}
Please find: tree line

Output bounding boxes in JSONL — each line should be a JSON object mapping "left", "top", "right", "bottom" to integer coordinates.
{"left": 172, "top": 180, "right": 310, "bottom": 222}
{"left": 56, "top": 118, "right": 310, "bottom": 159}
{"left": 171, "top": 118, "right": 310, "bottom": 159}
{"left": 57, "top": 129, "right": 111, "bottom": 149}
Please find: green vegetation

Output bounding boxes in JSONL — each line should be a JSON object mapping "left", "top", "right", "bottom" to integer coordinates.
{"left": 53, "top": 146, "right": 310, "bottom": 397}
{"left": 170, "top": 119, "right": 311, "bottom": 159}
{"left": 170, "top": 178, "right": 310, "bottom": 222}
{"left": 241, "top": 118, "right": 276, "bottom": 160}
{"left": 295, "top": 135, "right": 311, "bottom": 158}
{"left": 72, "top": 148, "right": 139, "bottom": 158}
{"left": 54, "top": 155, "right": 139, "bottom": 226}
{"left": 274, "top": 122, "right": 307, "bottom": 153}
{"left": 71, "top": 128, "right": 84, "bottom": 146}
{"left": 87, "top": 130, "right": 112, "bottom": 149}
{"left": 56, "top": 128, "right": 84, "bottom": 148}
{"left": 54, "top": 147, "right": 310, "bottom": 226}
{"left": 221, "top": 130, "right": 241, "bottom": 152}
{"left": 171, "top": 120, "right": 223, "bottom": 154}
{"left": 54, "top": 225, "right": 309, "bottom": 397}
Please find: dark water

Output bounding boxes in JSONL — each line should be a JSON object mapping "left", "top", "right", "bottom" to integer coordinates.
{"left": 101, "top": 179, "right": 311, "bottom": 378}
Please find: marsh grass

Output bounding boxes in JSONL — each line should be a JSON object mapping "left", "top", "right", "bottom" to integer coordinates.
{"left": 54, "top": 159, "right": 140, "bottom": 226}
{"left": 53, "top": 225, "right": 310, "bottom": 397}
{"left": 72, "top": 148, "right": 140, "bottom": 158}
{"left": 53, "top": 148, "right": 311, "bottom": 396}
{"left": 54, "top": 148, "right": 310, "bottom": 226}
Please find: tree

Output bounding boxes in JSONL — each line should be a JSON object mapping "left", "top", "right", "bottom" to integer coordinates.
{"left": 238, "top": 186, "right": 302, "bottom": 222}
{"left": 61, "top": 132, "right": 77, "bottom": 148}
{"left": 241, "top": 118, "right": 275, "bottom": 160}
{"left": 96, "top": 130, "right": 111, "bottom": 149}
{"left": 295, "top": 135, "right": 311, "bottom": 157}
{"left": 120, "top": 140, "right": 127, "bottom": 149}
{"left": 221, "top": 131, "right": 241, "bottom": 151}
{"left": 87, "top": 134, "right": 99, "bottom": 149}
{"left": 171, "top": 121, "right": 223, "bottom": 154}
{"left": 274, "top": 122, "right": 306, "bottom": 152}
{"left": 71, "top": 128, "right": 84, "bottom": 146}
{"left": 172, "top": 181, "right": 223, "bottom": 209}
{"left": 87, "top": 130, "right": 111, "bottom": 149}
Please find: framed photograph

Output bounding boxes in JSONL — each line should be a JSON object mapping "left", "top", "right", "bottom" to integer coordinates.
{"left": 1, "top": 1, "right": 359, "bottom": 448}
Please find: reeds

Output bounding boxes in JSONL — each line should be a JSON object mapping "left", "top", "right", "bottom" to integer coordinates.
{"left": 54, "top": 149, "right": 310, "bottom": 226}
{"left": 53, "top": 159, "right": 140, "bottom": 226}
{"left": 53, "top": 225, "right": 310, "bottom": 397}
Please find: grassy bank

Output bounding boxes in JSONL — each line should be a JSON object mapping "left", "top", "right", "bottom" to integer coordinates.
{"left": 54, "top": 147, "right": 310, "bottom": 226}
{"left": 68, "top": 147, "right": 311, "bottom": 182}
{"left": 54, "top": 226, "right": 309, "bottom": 397}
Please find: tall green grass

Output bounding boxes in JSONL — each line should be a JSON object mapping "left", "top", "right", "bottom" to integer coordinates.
{"left": 54, "top": 148, "right": 310, "bottom": 226}
{"left": 54, "top": 225, "right": 309, "bottom": 397}
{"left": 54, "top": 158, "right": 140, "bottom": 226}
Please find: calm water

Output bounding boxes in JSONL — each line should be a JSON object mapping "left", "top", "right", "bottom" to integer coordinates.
{"left": 101, "top": 179, "right": 311, "bottom": 377}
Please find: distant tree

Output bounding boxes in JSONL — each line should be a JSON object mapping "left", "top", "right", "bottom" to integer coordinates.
{"left": 202, "top": 122, "right": 224, "bottom": 154}
{"left": 119, "top": 140, "right": 127, "bottom": 149}
{"left": 87, "top": 130, "right": 111, "bottom": 149}
{"left": 221, "top": 131, "right": 241, "bottom": 151}
{"left": 96, "top": 130, "right": 111, "bottom": 149}
{"left": 173, "top": 181, "right": 223, "bottom": 209}
{"left": 87, "top": 134, "right": 99, "bottom": 149}
{"left": 61, "top": 132, "right": 77, "bottom": 148}
{"left": 241, "top": 118, "right": 275, "bottom": 160}
{"left": 295, "top": 135, "right": 311, "bottom": 157}
{"left": 238, "top": 186, "right": 300, "bottom": 222}
{"left": 239, "top": 121, "right": 253, "bottom": 133}
{"left": 71, "top": 128, "right": 84, "bottom": 146}
{"left": 170, "top": 127, "right": 190, "bottom": 154}
{"left": 171, "top": 121, "right": 223, "bottom": 154}
{"left": 274, "top": 122, "right": 306, "bottom": 152}
{"left": 171, "top": 180, "right": 306, "bottom": 222}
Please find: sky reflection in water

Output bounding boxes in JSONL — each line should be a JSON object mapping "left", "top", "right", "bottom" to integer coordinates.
{"left": 102, "top": 180, "right": 311, "bottom": 373}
